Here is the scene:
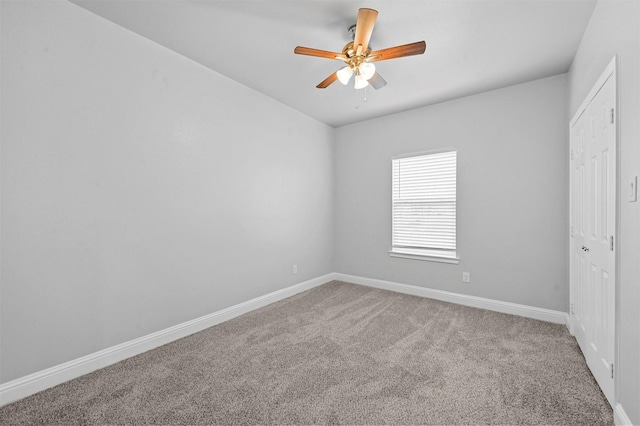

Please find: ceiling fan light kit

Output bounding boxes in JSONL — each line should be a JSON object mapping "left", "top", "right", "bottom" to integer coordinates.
{"left": 294, "top": 8, "right": 426, "bottom": 94}
{"left": 354, "top": 74, "right": 369, "bottom": 90}
{"left": 336, "top": 66, "right": 353, "bottom": 85}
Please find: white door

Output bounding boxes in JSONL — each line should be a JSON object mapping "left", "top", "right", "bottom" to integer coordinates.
{"left": 570, "top": 61, "right": 616, "bottom": 406}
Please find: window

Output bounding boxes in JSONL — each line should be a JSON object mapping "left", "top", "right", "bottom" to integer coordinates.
{"left": 390, "top": 150, "right": 458, "bottom": 263}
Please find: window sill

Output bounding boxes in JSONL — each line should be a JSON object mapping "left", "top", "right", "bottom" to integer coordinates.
{"left": 389, "top": 248, "right": 460, "bottom": 264}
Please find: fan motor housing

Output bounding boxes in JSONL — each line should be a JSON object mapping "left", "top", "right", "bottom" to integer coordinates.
{"left": 342, "top": 41, "right": 371, "bottom": 67}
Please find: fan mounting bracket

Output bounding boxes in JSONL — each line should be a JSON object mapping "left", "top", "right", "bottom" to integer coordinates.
{"left": 348, "top": 24, "right": 357, "bottom": 40}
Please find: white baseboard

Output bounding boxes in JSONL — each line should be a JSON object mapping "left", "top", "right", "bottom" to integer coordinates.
{"left": 566, "top": 312, "right": 576, "bottom": 336}
{"left": 614, "top": 403, "right": 633, "bottom": 426}
{"left": 334, "top": 273, "right": 569, "bottom": 325}
{"left": 0, "top": 273, "right": 332, "bottom": 407}
{"left": 0, "top": 272, "right": 577, "bottom": 408}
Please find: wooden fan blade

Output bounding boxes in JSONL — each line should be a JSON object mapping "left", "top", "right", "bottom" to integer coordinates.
{"left": 368, "top": 41, "right": 426, "bottom": 62}
{"left": 294, "top": 46, "right": 346, "bottom": 61}
{"left": 316, "top": 72, "right": 338, "bottom": 89}
{"left": 353, "top": 8, "right": 378, "bottom": 53}
{"left": 368, "top": 72, "right": 387, "bottom": 90}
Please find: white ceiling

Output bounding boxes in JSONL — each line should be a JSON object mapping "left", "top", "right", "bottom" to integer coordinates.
{"left": 71, "top": 0, "right": 597, "bottom": 128}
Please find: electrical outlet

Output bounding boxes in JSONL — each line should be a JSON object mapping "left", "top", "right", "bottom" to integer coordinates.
{"left": 462, "top": 272, "right": 470, "bottom": 283}
{"left": 292, "top": 264, "right": 298, "bottom": 274}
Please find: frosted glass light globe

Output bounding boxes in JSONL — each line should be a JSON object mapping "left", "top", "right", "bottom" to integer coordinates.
{"left": 354, "top": 74, "right": 369, "bottom": 89}
{"left": 359, "top": 62, "right": 376, "bottom": 80}
{"left": 337, "top": 66, "right": 353, "bottom": 85}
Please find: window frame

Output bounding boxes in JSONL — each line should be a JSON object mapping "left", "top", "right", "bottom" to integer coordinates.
{"left": 389, "top": 148, "right": 459, "bottom": 264}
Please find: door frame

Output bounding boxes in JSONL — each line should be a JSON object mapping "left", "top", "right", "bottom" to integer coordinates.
{"left": 568, "top": 55, "right": 618, "bottom": 406}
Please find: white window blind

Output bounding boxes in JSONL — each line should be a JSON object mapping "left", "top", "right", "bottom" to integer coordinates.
{"left": 392, "top": 150, "right": 457, "bottom": 257}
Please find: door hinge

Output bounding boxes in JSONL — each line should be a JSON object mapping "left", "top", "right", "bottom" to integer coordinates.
{"left": 610, "top": 108, "right": 615, "bottom": 124}
{"left": 570, "top": 149, "right": 574, "bottom": 160}
{"left": 570, "top": 226, "right": 574, "bottom": 237}
{"left": 611, "top": 363, "right": 614, "bottom": 379}
{"left": 570, "top": 303, "right": 574, "bottom": 315}
{"left": 610, "top": 235, "right": 614, "bottom": 251}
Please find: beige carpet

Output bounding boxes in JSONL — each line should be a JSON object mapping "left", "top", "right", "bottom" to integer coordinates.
{"left": 0, "top": 281, "right": 612, "bottom": 425}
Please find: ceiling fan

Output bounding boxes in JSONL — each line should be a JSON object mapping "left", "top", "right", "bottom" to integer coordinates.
{"left": 294, "top": 8, "right": 426, "bottom": 90}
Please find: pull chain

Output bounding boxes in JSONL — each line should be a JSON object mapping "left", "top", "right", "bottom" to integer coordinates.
{"left": 355, "top": 85, "right": 368, "bottom": 109}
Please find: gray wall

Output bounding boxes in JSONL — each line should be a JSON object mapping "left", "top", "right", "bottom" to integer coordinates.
{"left": 334, "top": 74, "right": 569, "bottom": 312}
{"left": 568, "top": 0, "right": 640, "bottom": 422}
{"left": 0, "top": 0, "right": 334, "bottom": 383}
